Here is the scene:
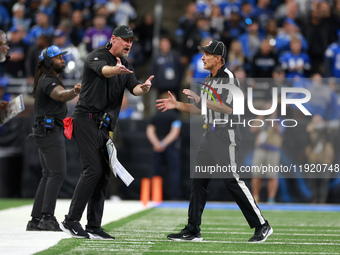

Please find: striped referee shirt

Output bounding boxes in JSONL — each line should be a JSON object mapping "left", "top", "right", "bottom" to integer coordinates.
{"left": 200, "top": 65, "right": 241, "bottom": 125}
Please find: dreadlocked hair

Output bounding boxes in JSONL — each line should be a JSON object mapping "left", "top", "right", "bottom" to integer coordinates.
{"left": 32, "top": 61, "right": 64, "bottom": 98}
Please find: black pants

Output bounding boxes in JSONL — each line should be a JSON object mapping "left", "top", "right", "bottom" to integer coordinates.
{"left": 67, "top": 116, "right": 110, "bottom": 228}
{"left": 31, "top": 127, "right": 66, "bottom": 218}
{"left": 151, "top": 142, "right": 181, "bottom": 199}
{"left": 187, "top": 128, "right": 265, "bottom": 234}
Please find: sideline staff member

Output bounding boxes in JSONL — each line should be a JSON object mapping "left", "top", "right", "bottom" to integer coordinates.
{"left": 27, "top": 45, "right": 81, "bottom": 231}
{"left": 156, "top": 40, "right": 273, "bottom": 243}
{"left": 60, "top": 25, "right": 153, "bottom": 239}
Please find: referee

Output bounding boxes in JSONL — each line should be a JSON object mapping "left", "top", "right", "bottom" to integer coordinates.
{"left": 27, "top": 45, "right": 81, "bottom": 231}
{"left": 156, "top": 40, "right": 273, "bottom": 243}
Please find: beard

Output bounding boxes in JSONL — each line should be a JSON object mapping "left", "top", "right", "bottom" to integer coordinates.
{"left": 53, "top": 64, "right": 65, "bottom": 74}
{"left": 120, "top": 51, "right": 128, "bottom": 58}
{"left": 120, "top": 47, "right": 130, "bottom": 58}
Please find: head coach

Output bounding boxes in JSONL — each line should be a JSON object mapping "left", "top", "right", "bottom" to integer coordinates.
{"left": 60, "top": 25, "right": 153, "bottom": 239}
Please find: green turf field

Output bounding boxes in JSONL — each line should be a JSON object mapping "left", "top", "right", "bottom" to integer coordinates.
{"left": 36, "top": 206, "right": 340, "bottom": 255}
{"left": 0, "top": 199, "right": 33, "bottom": 210}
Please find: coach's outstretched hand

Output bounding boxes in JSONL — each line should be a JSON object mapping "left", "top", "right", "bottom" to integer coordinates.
{"left": 133, "top": 75, "right": 154, "bottom": 96}
{"left": 140, "top": 75, "right": 154, "bottom": 92}
{"left": 156, "top": 91, "right": 177, "bottom": 112}
{"left": 115, "top": 57, "right": 133, "bottom": 74}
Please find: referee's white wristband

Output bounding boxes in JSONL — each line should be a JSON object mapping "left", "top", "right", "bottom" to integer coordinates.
{"left": 73, "top": 88, "right": 79, "bottom": 95}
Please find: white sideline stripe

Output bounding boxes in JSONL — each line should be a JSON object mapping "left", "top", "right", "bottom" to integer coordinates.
{"left": 224, "top": 232, "right": 340, "bottom": 237}
{"left": 118, "top": 239, "right": 340, "bottom": 246}
{"left": 203, "top": 222, "right": 340, "bottom": 227}
{"left": 142, "top": 251, "right": 340, "bottom": 255}
{"left": 88, "top": 240, "right": 340, "bottom": 246}
{"left": 107, "top": 229, "right": 340, "bottom": 237}
{"left": 201, "top": 241, "right": 340, "bottom": 246}
{"left": 202, "top": 227, "right": 340, "bottom": 232}
{"left": 0, "top": 199, "right": 147, "bottom": 255}
{"left": 201, "top": 217, "right": 340, "bottom": 225}
{"left": 109, "top": 238, "right": 340, "bottom": 243}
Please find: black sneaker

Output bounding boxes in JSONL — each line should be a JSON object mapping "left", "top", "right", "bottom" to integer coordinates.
{"left": 248, "top": 220, "right": 273, "bottom": 243}
{"left": 26, "top": 219, "right": 41, "bottom": 231}
{"left": 60, "top": 217, "right": 89, "bottom": 239}
{"left": 38, "top": 216, "right": 62, "bottom": 231}
{"left": 86, "top": 226, "right": 115, "bottom": 240}
{"left": 167, "top": 226, "right": 203, "bottom": 242}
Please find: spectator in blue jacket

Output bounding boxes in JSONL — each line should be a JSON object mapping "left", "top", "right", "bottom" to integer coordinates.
{"left": 275, "top": 18, "right": 308, "bottom": 54}
{"left": 38, "top": 0, "right": 56, "bottom": 25}
{"left": 279, "top": 37, "right": 310, "bottom": 78}
{"left": 186, "top": 38, "right": 211, "bottom": 84}
{"left": 238, "top": 17, "right": 264, "bottom": 67}
{"left": 252, "top": 0, "right": 274, "bottom": 33}
{"left": 24, "top": 11, "right": 54, "bottom": 46}
{"left": 224, "top": 11, "right": 245, "bottom": 41}
{"left": 218, "top": 0, "right": 242, "bottom": 19}
{"left": 11, "top": 3, "right": 32, "bottom": 33}
{"left": 325, "top": 30, "right": 340, "bottom": 78}
{"left": 240, "top": 1, "right": 255, "bottom": 19}
{"left": 181, "top": 13, "right": 220, "bottom": 66}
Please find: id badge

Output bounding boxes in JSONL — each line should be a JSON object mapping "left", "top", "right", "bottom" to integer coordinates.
{"left": 165, "top": 67, "right": 175, "bottom": 80}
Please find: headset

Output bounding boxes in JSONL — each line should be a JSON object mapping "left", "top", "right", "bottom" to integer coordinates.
{"left": 105, "top": 41, "right": 112, "bottom": 50}
{"left": 42, "top": 48, "right": 53, "bottom": 67}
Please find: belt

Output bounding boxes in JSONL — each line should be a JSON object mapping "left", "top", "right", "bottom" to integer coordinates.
{"left": 87, "top": 112, "right": 113, "bottom": 131}
{"left": 87, "top": 112, "right": 101, "bottom": 120}
{"left": 203, "top": 123, "right": 235, "bottom": 132}
{"left": 35, "top": 116, "right": 63, "bottom": 129}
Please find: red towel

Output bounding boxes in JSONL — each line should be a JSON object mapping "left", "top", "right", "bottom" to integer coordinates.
{"left": 63, "top": 117, "right": 73, "bottom": 140}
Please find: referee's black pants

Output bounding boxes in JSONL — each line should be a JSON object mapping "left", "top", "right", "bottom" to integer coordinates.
{"left": 187, "top": 128, "right": 265, "bottom": 234}
{"left": 31, "top": 127, "right": 66, "bottom": 218}
{"left": 67, "top": 116, "right": 111, "bottom": 228}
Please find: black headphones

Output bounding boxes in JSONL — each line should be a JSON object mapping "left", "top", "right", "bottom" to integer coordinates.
{"left": 105, "top": 42, "right": 112, "bottom": 50}
{"left": 42, "top": 48, "right": 53, "bottom": 67}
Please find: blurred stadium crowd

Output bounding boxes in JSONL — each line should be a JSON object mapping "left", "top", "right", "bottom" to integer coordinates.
{"left": 1, "top": 0, "right": 340, "bottom": 203}
{"left": 0, "top": 0, "right": 339, "bottom": 80}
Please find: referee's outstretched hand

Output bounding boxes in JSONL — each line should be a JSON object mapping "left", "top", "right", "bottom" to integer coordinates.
{"left": 183, "top": 89, "right": 200, "bottom": 103}
{"left": 155, "top": 91, "right": 177, "bottom": 112}
{"left": 115, "top": 57, "right": 133, "bottom": 74}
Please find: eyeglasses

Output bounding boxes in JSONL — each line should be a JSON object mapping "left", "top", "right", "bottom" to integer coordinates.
{"left": 0, "top": 41, "right": 9, "bottom": 46}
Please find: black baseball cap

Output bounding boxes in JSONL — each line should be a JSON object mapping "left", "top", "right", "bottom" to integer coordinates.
{"left": 198, "top": 40, "right": 227, "bottom": 59}
{"left": 112, "top": 25, "right": 138, "bottom": 41}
